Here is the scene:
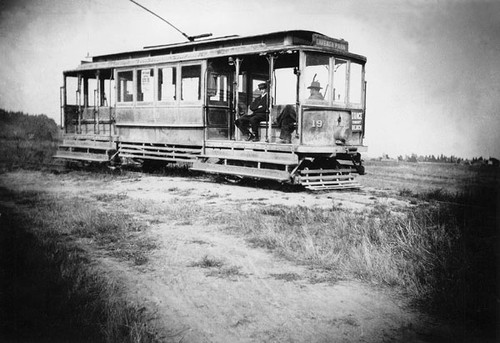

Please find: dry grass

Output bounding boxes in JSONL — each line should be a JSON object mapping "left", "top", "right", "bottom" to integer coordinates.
{"left": 270, "top": 272, "right": 302, "bottom": 282}
{"left": 190, "top": 255, "right": 246, "bottom": 281}
{"left": 226, "top": 187, "right": 497, "bottom": 329}
{"left": 0, "top": 187, "right": 160, "bottom": 342}
{"left": 0, "top": 139, "right": 59, "bottom": 171}
{"left": 206, "top": 265, "right": 246, "bottom": 280}
{"left": 190, "top": 255, "right": 225, "bottom": 268}
{"left": 361, "top": 160, "right": 498, "bottom": 194}
{"left": 102, "top": 161, "right": 496, "bottom": 331}
{"left": 1, "top": 139, "right": 497, "bottom": 339}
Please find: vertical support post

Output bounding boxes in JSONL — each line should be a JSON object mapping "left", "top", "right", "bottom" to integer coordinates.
{"left": 83, "top": 76, "right": 88, "bottom": 134}
{"left": 294, "top": 66, "right": 301, "bottom": 140}
{"left": 95, "top": 70, "right": 100, "bottom": 134}
{"left": 362, "top": 80, "right": 367, "bottom": 139}
{"left": 202, "top": 65, "right": 208, "bottom": 152}
{"left": 61, "top": 75, "right": 67, "bottom": 131}
{"left": 60, "top": 75, "right": 65, "bottom": 133}
{"left": 232, "top": 57, "right": 242, "bottom": 140}
{"left": 60, "top": 86, "right": 64, "bottom": 131}
{"left": 266, "top": 54, "right": 276, "bottom": 143}
{"left": 77, "top": 74, "right": 82, "bottom": 134}
{"left": 346, "top": 61, "right": 351, "bottom": 105}
{"left": 83, "top": 77, "right": 88, "bottom": 109}
{"left": 109, "top": 70, "right": 114, "bottom": 137}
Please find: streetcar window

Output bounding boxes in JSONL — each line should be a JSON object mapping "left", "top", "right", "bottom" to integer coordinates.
{"left": 237, "top": 74, "right": 245, "bottom": 93}
{"left": 137, "top": 68, "right": 155, "bottom": 102}
{"left": 65, "top": 76, "right": 79, "bottom": 105}
{"left": 158, "top": 66, "right": 176, "bottom": 102}
{"left": 274, "top": 68, "right": 296, "bottom": 104}
{"left": 87, "top": 78, "right": 97, "bottom": 107}
{"left": 303, "top": 53, "right": 330, "bottom": 103}
{"left": 349, "top": 62, "right": 363, "bottom": 104}
{"left": 101, "top": 79, "right": 115, "bottom": 107}
{"left": 117, "top": 71, "right": 134, "bottom": 102}
{"left": 208, "top": 73, "right": 228, "bottom": 103}
{"left": 181, "top": 65, "right": 201, "bottom": 101}
{"left": 333, "top": 59, "right": 347, "bottom": 103}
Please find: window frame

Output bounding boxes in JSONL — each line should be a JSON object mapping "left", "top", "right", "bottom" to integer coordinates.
{"left": 64, "top": 75, "right": 81, "bottom": 106}
{"left": 136, "top": 68, "right": 156, "bottom": 106}
{"left": 116, "top": 69, "right": 135, "bottom": 105}
{"left": 155, "top": 61, "right": 205, "bottom": 106}
{"left": 348, "top": 61, "right": 364, "bottom": 106}
{"left": 301, "top": 52, "right": 332, "bottom": 106}
{"left": 157, "top": 64, "right": 178, "bottom": 104}
{"left": 273, "top": 66, "right": 297, "bottom": 106}
{"left": 332, "top": 58, "right": 348, "bottom": 105}
{"left": 207, "top": 71, "right": 230, "bottom": 106}
{"left": 179, "top": 63, "right": 203, "bottom": 105}
{"left": 300, "top": 51, "right": 365, "bottom": 108}
{"left": 115, "top": 61, "right": 206, "bottom": 107}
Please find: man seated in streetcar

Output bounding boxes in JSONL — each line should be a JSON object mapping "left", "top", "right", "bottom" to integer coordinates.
{"left": 235, "top": 82, "right": 269, "bottom": 142}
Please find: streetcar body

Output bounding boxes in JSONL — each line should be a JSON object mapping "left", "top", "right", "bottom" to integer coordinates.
{"left": 56, "top": 30, "right": 367, "bottom": 190}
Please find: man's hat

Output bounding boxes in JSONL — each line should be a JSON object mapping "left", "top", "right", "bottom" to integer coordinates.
{"left": 257, "top": 82, "right": 267, "bottom": 90}
{"left": 307, "top": 81, "right": 322, "bottom": 89}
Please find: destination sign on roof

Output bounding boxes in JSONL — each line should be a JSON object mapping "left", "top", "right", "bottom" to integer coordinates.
{"left": 312, "top": 34, "right": 348, "bottom": 51}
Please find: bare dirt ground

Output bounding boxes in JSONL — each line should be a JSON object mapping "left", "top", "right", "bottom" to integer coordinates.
{"left": 0, "top": 170, "right": 454, "bottom": 343}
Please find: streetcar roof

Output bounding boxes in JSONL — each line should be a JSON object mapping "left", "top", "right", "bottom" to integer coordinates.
{"left": 65, "top": 30, "right": 366, "bottom": 74}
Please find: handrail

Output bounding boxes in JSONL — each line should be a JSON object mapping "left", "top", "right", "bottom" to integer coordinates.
{"left": 59, "top": 86, "right": 64, "bottom": 130}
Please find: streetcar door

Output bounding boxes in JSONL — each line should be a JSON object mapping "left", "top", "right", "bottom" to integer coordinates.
{"left": 205, "top": 61, "right": 233, "bottom": 140}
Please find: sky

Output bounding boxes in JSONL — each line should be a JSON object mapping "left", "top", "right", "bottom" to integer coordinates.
{"left": 1, "top": 0, "right": 499, "bottom": 159}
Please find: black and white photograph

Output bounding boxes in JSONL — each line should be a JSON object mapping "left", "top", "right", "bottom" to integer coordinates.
{"left": 0, "top": 0, "right": 498, "bottom": 342}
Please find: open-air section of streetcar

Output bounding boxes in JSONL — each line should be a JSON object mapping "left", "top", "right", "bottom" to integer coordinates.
{"left": 55, "top": 30, "right": 368, "bottom": 190}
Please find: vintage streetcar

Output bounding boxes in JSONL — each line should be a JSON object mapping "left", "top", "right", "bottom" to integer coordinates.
{"left": 56, "top": 30, "right": 368, "bottom": 190}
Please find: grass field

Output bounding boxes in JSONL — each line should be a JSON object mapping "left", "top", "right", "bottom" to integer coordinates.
{"left": 0, "top": 138, "right": 59, "bottom": 171}
{"left": 0, "top": 141, "right": 498, "bottom": 342}
{"left": 0, "top": 187, "right": 160, "bottom": 343}
{"left": 361, "top": 159, "right": 498, "bottom": 195}
{"left": 229, "top": 183, "right": 498, "bottom": 328}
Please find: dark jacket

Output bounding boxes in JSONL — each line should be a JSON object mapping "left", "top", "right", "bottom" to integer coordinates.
{"left": 249, "top": 93, "right": 269, "bottom": 114}
{"left": 276, "top": 105, "right": 297, "bottom": 128}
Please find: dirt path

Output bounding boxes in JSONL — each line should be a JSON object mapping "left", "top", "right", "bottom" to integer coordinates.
{"left": 1, "top": 170, "right": 436, "bottom": 342}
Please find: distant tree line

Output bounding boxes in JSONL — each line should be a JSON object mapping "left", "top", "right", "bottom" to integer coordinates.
{"left": 0, "top": 109, "right": 59, "bottom": 141}
{"left": 397, "top": 153, "right": 465, "bottom": 163}
{"left": 379, "top": 152, "right": 498, "bottom": 166}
